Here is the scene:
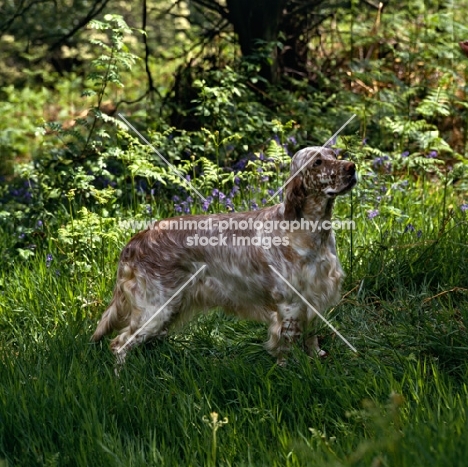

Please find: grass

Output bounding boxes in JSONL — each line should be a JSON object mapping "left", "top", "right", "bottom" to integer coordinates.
{"left": 0, "top": 173, "right": 467, "bottom": 466}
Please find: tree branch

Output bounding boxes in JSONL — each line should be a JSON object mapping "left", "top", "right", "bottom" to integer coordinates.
{"left": 48, "top": 0, "right": 112, "bottom": 51}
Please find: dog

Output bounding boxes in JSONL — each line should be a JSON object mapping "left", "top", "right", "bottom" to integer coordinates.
{"left": 92, "top": 147, "right": 357, "bottom": 365}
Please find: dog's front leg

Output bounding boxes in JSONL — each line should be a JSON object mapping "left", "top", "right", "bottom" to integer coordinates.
{"left": 267, "top": 302, "right": 305, "bottom": 365}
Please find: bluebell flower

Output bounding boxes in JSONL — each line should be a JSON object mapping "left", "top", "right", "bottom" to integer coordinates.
{"left": 404, "top": 224, "right": 415, "bottom": 233}
{"left": 234, "top": 176, "right": 240, "bottom": 185}
{"left": 218, "top": 192, "right": 226, "bottom": 200}
{"left": 427, "top": 150, "right": 438, "bottom": 159}
{"left": 362, "top": 138, "right": 368, "bottom": 145}
{"left": 230, "top": 186, "right": 239, "bottom": 196}
{"left": 212, "top": 188, "right": 219, "bottom": 197}
{"left": 186, "top": 196, "right": 193, "bottom": 204}
{"left": 461, "top": 203, "right": 468, "bottom": 212}
{"left": 401, "top": 151, "right": 410, "bottom": 158}
{"left": 417, "top": 230, "right": 422, "bottom": 238}
{"left": 259, "top": 153, "right": 265, "bottom": 161}
{"left": 373, "top": 155, "right": 390, "bottom": 170}
{"left": 233, "top": 158, "right": 248, "bottom": 171}
{"left": 202, "top": 199, "right": 211, "bottom": 212}
{"left": 185, "top": 175, "right": 191, "bottom": 181}
{"left": 261, "top": 176, "right": 269, "bottom": 182}
{"left": 172, "top": 195, "right": 180, "bottom": 202}
{"left": 288, "top": 136, "right": 297, "bottom": 145}
{"left": 146, "top": 205, "right": 152, "bottom": 215}
{"left": 251, "top": 201, "right": 259, "bottom": 210}
{"left": 174, "top": 204, "right": 182, "bottom": 213}
{"left": 46, "top": 254, "right": 53, "bottom": 268}
{"left": 37, "top": 220, "right": 43, "bottom": 227}
{"left": 262, "top": 198, "right": 267, "bottom": 205}
{"left": 367, "top": 209, "right": 379, "bottom": 219}
{"left": 268, "top": 189, "right": 275, "bottom": 196}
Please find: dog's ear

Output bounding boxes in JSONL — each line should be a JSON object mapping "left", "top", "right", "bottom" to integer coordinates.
{"left": 284, "top": 174, "right": 306, "bottom": 221}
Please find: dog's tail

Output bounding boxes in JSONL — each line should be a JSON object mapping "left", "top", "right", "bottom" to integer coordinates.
{"left": 91, "top": 263, "right": 135, "bottom": 342}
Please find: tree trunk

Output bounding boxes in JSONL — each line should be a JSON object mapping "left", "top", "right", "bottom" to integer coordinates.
{"left": 225, "top": 0, "right": 286, "bottom": 84}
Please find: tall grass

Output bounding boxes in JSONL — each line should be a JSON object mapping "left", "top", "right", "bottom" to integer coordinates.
{"left": 0, "top": 176, "right": 467, "bottom": 466}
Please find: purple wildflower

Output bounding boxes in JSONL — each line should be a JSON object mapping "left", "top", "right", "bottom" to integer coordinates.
{"left": 46, "top": 254, "right": 53, "bottom": 268}
{"left": 417, "top": 230, "right": 422, "bottom": 238}
{"left": 373, "top": 155, "right": 390, "bottom": 170}
{"left": 146, "top": 205, "right": 152, "bottom": 215}
{"left": 234, "top": 176, "right": 240, "bottom": 185}
{"left": 461, "top": 204, "right": 468, "bottom": 212}
{"left": 185, "top": 175, "right": 191, "bottom": 181}
{"left": 172, "top": 195, "right": 180, "bottom": 202}
{"left": 37, "top": 220, "right": 43, "bottom": 227}
{"left": 401, "top": 151, "right": 410, "bottom": 158}
{"left": 202, "top": 199, "right": 211, "bottom": 212}
{"left": 174, "top": 204, "right": 182, "bottom": 213}
{"left": 218, "top": 192, "right": 226, "bottom": 200}
{"left": 367, "top": 209, "right": 379, "bottom": 219}
{"left": 261, "top": 176, "right": 269, "bottom": 182}
{"left": 427, "top": 150, "right": 438, "bottom": 159}
{"left": 233, "top": 158, "right": 248, "bottom": 171}
{"left": 288, "top": 136, "right": 297, "bottom": 145}
{"left": 251, "top": 201, "right": 259, "bottom": 210}
{"left": 404, "top": 224, "right": 415, "bottom": 233}
{"left": 212, "top": 188, "right": 219, "bottom": 197}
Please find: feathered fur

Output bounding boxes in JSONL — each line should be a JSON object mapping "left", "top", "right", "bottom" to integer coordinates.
{"left": 92, "top": 147, "right": 357, "bottom": 364}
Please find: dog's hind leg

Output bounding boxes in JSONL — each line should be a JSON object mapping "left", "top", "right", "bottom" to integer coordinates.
{"left": 109, "top": 274, "right": 183, "bottom": 366}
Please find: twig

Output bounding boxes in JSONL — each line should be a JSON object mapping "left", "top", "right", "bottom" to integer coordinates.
{"left": 422, "top": 287, "right": 468, "bottom": 304}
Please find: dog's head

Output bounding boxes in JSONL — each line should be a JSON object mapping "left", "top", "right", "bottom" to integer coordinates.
{"left": 284, "top": 147, "right": 357, "bottom": 219}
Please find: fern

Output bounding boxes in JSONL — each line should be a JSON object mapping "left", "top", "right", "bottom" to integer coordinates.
{"left": 416, "top": 88, "right": 451, "bottom": 118}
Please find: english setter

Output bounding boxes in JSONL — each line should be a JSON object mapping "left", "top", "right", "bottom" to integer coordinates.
{"left": 92, "top": 147, "right": 357, "bottom": 364}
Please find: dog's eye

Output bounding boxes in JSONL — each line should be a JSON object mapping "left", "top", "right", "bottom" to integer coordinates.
{"left": 314, "top": 159, "right": 322, "bottom": 167}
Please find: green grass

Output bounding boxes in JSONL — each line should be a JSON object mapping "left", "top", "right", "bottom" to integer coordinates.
{"left": 0, "top": 178, "right": 467, "bottom": 466}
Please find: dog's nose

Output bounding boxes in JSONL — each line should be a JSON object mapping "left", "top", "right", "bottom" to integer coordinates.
{"left": 344, "top": 162, "right": 356, "bottom": 175}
